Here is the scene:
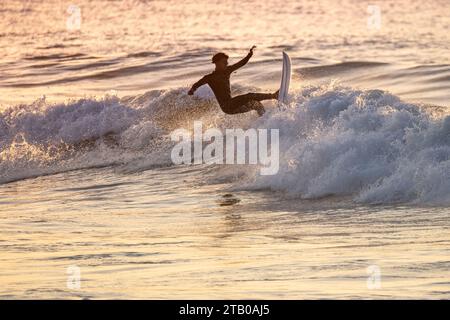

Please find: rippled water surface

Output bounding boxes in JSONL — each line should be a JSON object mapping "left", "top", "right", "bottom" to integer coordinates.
{"left": 1, "top": 0, "right": 449, "bottom": 106}
{"left": 2, "top": 167, "right": 450, "bottom": 299}
{"left": 0, "top": 0, "right": 449, "bottom": 299}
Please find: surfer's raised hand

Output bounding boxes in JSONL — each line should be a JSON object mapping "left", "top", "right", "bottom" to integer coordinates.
{"left": 249, "top": 46, "right": 256, "bottom": 57}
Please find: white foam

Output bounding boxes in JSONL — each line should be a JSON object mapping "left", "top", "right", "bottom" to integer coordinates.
{"left": 1, "top": 85, "right": 449, "bottom": 205}
{"left": 243, "top": 84, "right": 450, "bottom": 205}
{"left": 0, "top": 94, "right": 163, "bottom": 184}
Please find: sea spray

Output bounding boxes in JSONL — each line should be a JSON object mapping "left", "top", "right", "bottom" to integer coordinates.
{"left": 1, "top": 84, "right": 449, "bottom": 205}
{"left": 242, "top": 84, "right": 450, "bottom": 205}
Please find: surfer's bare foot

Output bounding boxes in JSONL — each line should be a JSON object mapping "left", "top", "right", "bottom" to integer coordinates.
{"left": 255, "top": 104, "right": 265, "bottom": 116}
{"left": 251, "top": 101, "right": 265, "bottom": 116}
{"left": 272, "top": 90, "right": 279, "bottom": 99}
{"left": 257, "top": 108, "right": 265, "bottom": 116}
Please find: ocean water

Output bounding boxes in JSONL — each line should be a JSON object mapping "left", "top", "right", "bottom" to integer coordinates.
{"left": 0, "top": 0, "right": 450, "bottom": 299}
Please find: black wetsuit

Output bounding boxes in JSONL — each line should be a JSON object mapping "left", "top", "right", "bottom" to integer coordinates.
{"left": 191, "top": 53, "right": 273, "bottom": 114}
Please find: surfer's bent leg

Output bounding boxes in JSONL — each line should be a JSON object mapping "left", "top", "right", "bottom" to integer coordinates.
{"left": 223, "top": 93, "right": 274, "bottom": 116}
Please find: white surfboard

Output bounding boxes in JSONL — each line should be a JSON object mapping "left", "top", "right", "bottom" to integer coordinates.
{"left": 278, "top": 51, "right": 291, "bottom": 105}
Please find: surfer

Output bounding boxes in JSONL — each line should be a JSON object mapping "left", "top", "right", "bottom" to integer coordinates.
{"left": 188, "top": 46, "right": 279, "bottom": 116}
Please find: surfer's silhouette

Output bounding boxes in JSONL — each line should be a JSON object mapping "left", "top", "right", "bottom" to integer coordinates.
{"left": 188, "top": 46, "right": 278, "bottom": 116}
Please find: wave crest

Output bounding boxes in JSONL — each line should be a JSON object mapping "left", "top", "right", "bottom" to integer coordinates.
{"left": 244, "top": 84, "right": 450, "bottom": 205}
{"left": 1, "top": 84, "right": 449, "bottom": 205}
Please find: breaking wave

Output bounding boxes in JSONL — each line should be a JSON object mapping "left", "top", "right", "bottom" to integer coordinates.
{"left": 243, "top": 84, "right": 450, "bottom": 205}
{"left": 1, "top": 83, "right": 449, "bottom": 205}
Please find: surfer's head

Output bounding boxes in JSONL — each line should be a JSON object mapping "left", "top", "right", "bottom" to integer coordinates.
{"left": 212, "top": 52, "right": 228, "bottom": 70}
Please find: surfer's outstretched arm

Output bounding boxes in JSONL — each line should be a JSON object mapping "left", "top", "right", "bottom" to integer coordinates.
{"left": 227, "top": 46, "right": 255, "bottom": 73}
{"left": 188, "top": 75, "right": 209, "bottom": 95}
